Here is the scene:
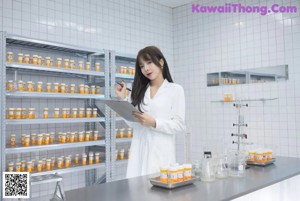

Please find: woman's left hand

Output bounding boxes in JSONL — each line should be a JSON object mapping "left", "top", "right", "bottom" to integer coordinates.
{"left": 132, "top": 112, "right": 156, "bottom": 128}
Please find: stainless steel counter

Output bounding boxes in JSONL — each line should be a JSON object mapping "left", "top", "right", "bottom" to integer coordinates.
{"left": 65, "top": 157, "right": 300, "bottom": 201}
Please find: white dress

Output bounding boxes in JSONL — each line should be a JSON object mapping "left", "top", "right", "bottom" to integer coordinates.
{"left": 126, "top": 79, "right": 186, "bottom": 178}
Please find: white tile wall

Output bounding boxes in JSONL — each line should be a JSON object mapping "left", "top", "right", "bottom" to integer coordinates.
{"left": 173, "top": 0, "right": 300, "bottom": 163}
{"left": 1, "top": 0, "right": 173, "bottom": 199}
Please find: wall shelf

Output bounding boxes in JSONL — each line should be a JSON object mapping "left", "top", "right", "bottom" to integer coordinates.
{"left": 5, "top": 117, "right": 105, "bottom": 125}
{"left": 115, "top": 138, "right": 132, "bottom": 143}
{"left": 211, "top": 98, "right": 278, "bottom": 103}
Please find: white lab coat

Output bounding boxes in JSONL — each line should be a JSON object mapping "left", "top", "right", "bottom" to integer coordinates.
{"left": 126, "top": 79, "right": 186, "bottom": 178}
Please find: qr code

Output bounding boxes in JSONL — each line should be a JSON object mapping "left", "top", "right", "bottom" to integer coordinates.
{"left": 2, "top": 172, "right": 30, "bottom": 198}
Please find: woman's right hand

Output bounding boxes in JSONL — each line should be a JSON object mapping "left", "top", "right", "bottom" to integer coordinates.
{"left": 114, "top": 81, "right": 127, "bottom": 100}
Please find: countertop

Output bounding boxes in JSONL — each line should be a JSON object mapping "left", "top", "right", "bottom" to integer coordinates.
{"left": 65, "top": 157, "right": 300, "bottom": 201}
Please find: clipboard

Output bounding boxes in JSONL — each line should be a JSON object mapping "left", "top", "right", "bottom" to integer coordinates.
{"left": 102, "top": 99, "right": 140, "bottom": 122}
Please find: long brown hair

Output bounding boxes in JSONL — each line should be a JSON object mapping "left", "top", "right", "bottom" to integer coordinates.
{"left": 131, "top": 46, "right": 173, "bottom": 112}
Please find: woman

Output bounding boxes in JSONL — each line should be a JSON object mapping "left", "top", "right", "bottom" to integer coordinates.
{"left": 115, "top": 46, "right": 186, "bottom": 178}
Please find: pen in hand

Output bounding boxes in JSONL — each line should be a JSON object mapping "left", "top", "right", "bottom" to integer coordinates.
{"left": 116, "top": 81, "right": 132, "bottom": 92}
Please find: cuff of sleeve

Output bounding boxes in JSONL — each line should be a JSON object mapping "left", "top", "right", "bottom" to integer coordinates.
{"left": 153, "top": 118, "right": 163, "bottom": 131}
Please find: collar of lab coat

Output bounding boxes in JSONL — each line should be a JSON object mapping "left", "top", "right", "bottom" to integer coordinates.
{"left": 145, "top": 79, "right": 170, "bottom": 99}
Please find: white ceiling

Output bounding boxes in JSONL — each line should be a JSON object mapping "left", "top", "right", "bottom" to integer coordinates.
{"left": 149, "top": 0, "right": 195, "bottom": 8}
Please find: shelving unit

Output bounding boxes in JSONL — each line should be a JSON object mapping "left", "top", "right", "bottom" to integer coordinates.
{"left": 0, "top": 32, "right": 111, "bottom": 193}
{"left": 211, "top": 98, "right": 278, "bottom": 103}
{"left": 110, "top": 51, "right": 136, "bottom": 181}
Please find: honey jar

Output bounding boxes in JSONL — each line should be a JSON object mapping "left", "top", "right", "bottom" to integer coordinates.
{"left": 90, "top": 85, "right": 96, "bottom": 94}
{"left": 45, "top": 57, "right": 51, "bottom": 67}
{"left": 31, "top": 160, "right": 35, "bottom": 171}
{"left": 70, "top": 60, "right": 75, "bottom": 69}
{"left": 92, "top": 108, "right": 97, "bottom": 118}
{"left": 54, "top": 108, "right": 60, "bottom": 118}
{"left": 15, "top": 108, "right": 22, "bottom": 119}
{"left": 57, "top": 157, "right": 63, "bottom": 169}
{"left": 10, "top": 134, "right": 16, "bottom": 146}
{"left": 88, "top": 152, "right": 94, "bottom": 164}
{"left": 18, "top": 53, "right": 23, "bottom": 63}
{"left": 15, "top": 162, "right": 21, "bottom": 172}
{"left": 31, "top": 133, "right": 36, "bottom": 145}
{"left": 66, "top": 108, "right": 70, "bottom": 118}
{"left": 24, "top": 54, "right": 30, "bottom": 64}
{"left": 84, "top": 85, "right": 89, "bottom": 94}
{"left": 183, "top": 164, "right": 192, "bottom": 180}
{"left": 32, "top": 55, "right": 38, "bottom": 65}
{"left": 37, "top": 134, "right": 43, "bottom": 145}
{"left": 72, "top": 108, "right": 78, "bottom": 118}
{"left": 60, "top": 83, "right": 66, "bottom": 93}
{"left": 75, "top": 154, "right": 79, "bottom": 164}
{"left": 119, "top": 128, "right": 124, "bottom": 138}
{"left": 27, "top": 81, "right": 34, "bottom": 92}
{"left": 56, "top": 58, "right": 62, "bottom": 67}
{"left": 28, "top": 108, "right": 35, "bottom": 119}
{"left": 78, "top": 61, "right": 84, "bottom": 70}
{"left": 120, "top": 149, "right": 125, "bottom": 160}
{"left": 54, "top": 83, "right": 59, "bottom": 93}
{"left": 37, "top": 82, "right": 43, "bottom": 92}
{"left": 74, "top": 131, "right": 78, "bottom": 142}
{"left": 18, "top": 81, "right": 25, "bottom": 91}
{"left": 70, "top": 132, "right": 75, "bottom": 143}
{"left": 85, "top": 131, "right": 91, "bottom": 141}
{"left": 44, "top": 134, "right": 50, "bottom": 145}
{"left": 21, "top": 134, "right": 26, "bottom": 146}
{"left": 127, "top": 128, "right": 132, "bottom": 138}
{"left": 64, "top": 59, "right": 69, "bottom": 68}
{"left": 86, "top": 108, "right": 92, "bottom": 118}
{"left": 95, "top": 152, "right": 100, "bottom": 163}
{"left": 46, "top": 159, "right": 51, "bottom": 170}
{"left": 61, "top": 133, "right": 66, "bottom": 143}
{"left": 37, "top": 56, "right": 42, "bottom": 65}
{"left": 115, "top": 129, "right": 119, "bottom": 138}
{"left": 21, "top": 160, "right": 26, "bottom": 171}
{"left": 70, "top": 84, "right": 76, "bottom": 93}
{"left": 21, "top": 108, "right": 27, "bottom": 119}
{"left": 50, "top": 132, "right": 55, "bottom": 144}
{"left": 95, "top": 86, "right": 100, "bottom": 94}
{"left": 46, "top": 83, "right": 52, "bottom": 92}
{"left": 27, "top": 161, "right": 33, "bottom": 173}
{"left": 65, "top": 157, "right": 71, "bottom": 168}
{"left": 86, "top": 62, "right": 91, "bottom": 71}
{"left": 51, "top": 157, "right": 55, "bottom": 168}
{"left": 79, "top": 108, "right": 85, "bottom": 118}
{"left": 8, "top": 162, "right": 14, "bottom": 172}
{"left": 37, "top": 160, "right": 43, "bottom": 172}
{"left": 79, "top": 84, "right": 85, "bottom": 94}
{"left": 7, "top": 80, "right": 14, "bottom": 91}
{"left": 78, "top": 132, "right": 84, "bottom": 142}
{"left": 95, "top": 63, "right": 100, "bottom": 72}
{"left": 7, "top": 52, "right": 14, "bottom": 62}
{"left": 66, "top": 132, "right": 70, "bottom": 143}
{"left": 7, "top": 108, "right": 15, "bottom": 119}
{"left": 93, "top": 131, "right": 99, "bottom": 141}
{"left": 62, "top": 108, "right": 68, "bottom": 118}
{"left": 24, "top": 135, "right": 30, "bottom": 146}
{"left": 82, "top": 154, "right": 87, "bottom": 165}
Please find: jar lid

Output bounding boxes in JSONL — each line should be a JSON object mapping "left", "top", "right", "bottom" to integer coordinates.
{"left": 57, "top": 58, "right": 62, "bottom": 60}
{"left": 78, "top": 61, "right": 83, "bottom": 63}
{"left": 29, "top": 108, "right": 35, "bottom": 110}
{"left": 70, "top": 60, "right": 74, "bottom": 62}
{"left": 54, "top": 108, "right": 59, "bottom": 110}
{"left": 54, "top": 82, "right": 59, "bottom": 85}
{"left": 95, "top": 152, "right": 100, "bottom": 155}
{"left": 33, "top": 55, "right": 38, "bottom": 57}
{"left": 91, "top": 85, "right": 95, "bottom": 88}
{"left": 27, "top": 81, "right": 33, "bottom": 83}
{"left": 37, "top": 81, "right": 43, "bottom": 84}
{"left": 86, "top": 108, "right": 92, "bottom": 110}
{"left": 86, "top": 62, "right": 91, "bottom": 64}
{"left": 45, "top": 57, "right": 51, "bottom": 59}
{"left": 47, "top": 83, "right": 51, "bottom": 85}
{"left": 60, "top": 83, "right": 65, "bottom": 85}
{"left": 64, "top": 59, "right": 69, "bottom": 61}
{"left": 94, "top": 131, "right": 99, "bottom": 133}
{"left": 10, "top": 134, "right": 16, "bottom": 136}
{"left": 72, "top": 108, "right": 78, "bottom": 110}
{"left": 7, "top": 52, "right": 13, "bottom": 54}
{"left": 70, "top": 84, "right": 75, "bottom": 86}
{"left": 24, "top": 54, "right": 30, "bottom": 56}
{"left": 18, "top": 53, "right": 23, "bottom": 55}
{"left": 93, "top": 108, "right": 97, "bottom": 110}
{"left": 16, "top": 108, "right": 22, "bottom": 110}
{"left": 31, "top": 133, "right": 36, "bottom": 136}
{"left": 43, "top": 108, "right": 48, "bottom": 110}
{"left": 95, "top": 63, "right": 100, "bottom": 65}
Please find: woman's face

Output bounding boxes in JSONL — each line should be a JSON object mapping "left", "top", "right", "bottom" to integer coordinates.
{"left": 139, "top": 58, "right": 164, "bottom": 81}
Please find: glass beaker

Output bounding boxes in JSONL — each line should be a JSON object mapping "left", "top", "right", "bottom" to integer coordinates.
{"left": 215, "top": 155, "right": 228, "bottom": 179}
{"left": 200, "top": 158, "right": 215, "bottom": 182}
{"left": 229, "top": 151, "right": 247, "bottom": 177}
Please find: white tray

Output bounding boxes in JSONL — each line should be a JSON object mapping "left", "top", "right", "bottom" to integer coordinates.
{"left": 247, "top": 158, "right": 276, "bottom": 166}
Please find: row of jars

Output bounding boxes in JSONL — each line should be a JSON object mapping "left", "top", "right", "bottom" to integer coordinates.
{"left": 6, "top": 52, "right": 101, "bottom": 71}
{"left": 115, "top": 148, "right": 130, "bottom": 160}
{"left": 7, "top": 152, "right": 102, "bottom": 173}
{"left": 6, "top": 80, "right": 101, "bottom": 94}
{"left": 248, "top": 148, "right": 273, "bottom": 162}
{"left": 119, "top": 66, "right": 135, "bottom": 75}
{"left": 9, "top": 130, "right": 100, "bottom": 147}
{"left": 115, "top": 128, "right": 132, "bottom": 138}
{"left": 7, "top": 107, "right": 98, "bottom": 119}
{"left": 160, "top": 163, "right": 193, "bottom": 183}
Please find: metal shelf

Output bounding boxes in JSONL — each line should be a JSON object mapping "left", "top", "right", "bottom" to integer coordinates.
{"left": 211, "top": 98, "right": 278, "bottom": 103}
{"left": 7, "top": 34, "right": 103, "bottom": 54}
{"left": 6, "top": 91, "right": 105, "bottom": 100}
{"left": 115, "top": 73, "right": 134, "bottom": 79}
{"left": 30, "top": 163, "right": 105, "bottom": 177}
{"left": 6, "top": 117, "right": 105, "bottom": 125}
{"left": 6, "top": 63, "right": 105, "bottom": 77}
{"left": 6, "top": 140, "right": 105, "bottom": 154}
{"left": 115, "top": 138, "right": 132, "bottom": 143}
{"left": 115, "top": 160, "right": 128, "bottom": 165}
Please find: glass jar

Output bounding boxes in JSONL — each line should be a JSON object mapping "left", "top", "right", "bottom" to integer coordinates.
{"left": 160, "top": 166, "right": 168, "bottom": 183}
{"left": 21, "top": 108, "right": 27, "bottom": 119}
{"left": 70, "top": 84, "right": 76, "bottom": 93}
{"left": 26, "top": 161, "right": 32, "bottom": 173}
{"left": 61, "top": 133, "right": 66, "bottom": 143}
{"left": 62, "top": 108, "right": 67, "bottom": 118}
{"left": 15, "top": 108, "right": 22, "bottom": 119}
{"left": 50, "top": 132, "right": 55, "bottom": 144}
{"left": 21, "top": 134, "right": 26, "bottom": 146}
{"left": 79, "top": 131, "right": 84, "bottom": 142}
{"left": 28, "top": 108, "right": 35, "bottom": 119}
{"left": 115, "top": 128, "right": 119, "bottom": 138}
{"left": 82, "top": 154, "right": 87, "bottom": 165}
{"left": 74, "top": 131, "right": 78, "bottom": 142}
{"left": 70, "top": 60, "right": 75, "bottom": 69}
{"left": 45, "top": 57, "right": 51, "bottom": 67}
{"left": 10, "top": 134, "right": 16, "bottom": 146}
{"left": 79, "top": 84, "right": 85, "bottom": 94}
{"left": 37, "top": 134, "right": 43, "bottom": 145}
{"left": 53, "top": 83, "right": 59, "bottom": 93}
{"left": 70, "top": 108, "right": 78, "bottom": 118}
{"left": 92, "top": 108, "right": 97, "bottom": 118}
{"left": 8, "top": 162, "right": 14, "bottom": 172}
{"left": 63, "top": 59, "right": 69, "bottom": 68}
{"left": 27, "top": 81, "right": 34, "bottom": 92}
{"left": 96, "top": 86, "right": 101, "bottom": 94}
{"left": 18, "top": 80, "right": 25, "bottom": 91}
{"left": 90, "top": 85, "right": 96, "bottom": 94}
{"left": 37, "top": 56, "right": 42, "bottom": 65}
{"left": 7, "top": 52, "right": 14, "bottom": 62}
{"left": 44, "top": 134, "right": 50, "bottom": 145}
{"left": 86, "top": 62, "right": 91, "bottom": 71}
{"left": 46, "top": 159, "right": 51, "bottom": 170}
{"left": 127, "top": 128, "right": 132, "bottom": 138}
{"left": 79, "top": 108, "right": 85, "bottom": 118}
{"left": 54, "top": 108, "right": 60, "bottom": 118}
{"left": 120, "top": 149, "right": 125, "bottom": 160}
{"left": 65, "top": 157, "right": 71, "bottom": 168}
{"left": 93, "top": 131, "right": 99, "bottom": 141}
{"left": 78, "top": 61, "right": 84, "bottom": 70}
{"left": 60, "top": 83, "right": 66, "bottom": 93}
{"left": 15, "top": 162, "right": 21, "bottom": 172}
{"left": 184, "top": 164, "right": 192, "bottom": 180}
{"left": 56, "top": 58, "right": 62, "bottom": 67}
{"left": 24, "top": 54, "right": 30, "bottom": 64}
{"left": 85, "top": 131, "right": 90, "bottom": 141}
{"left": 86, "top": 108, "right": 92, "bottom": 118}
{"left": 84, "top": 85, "right": 89, "bottom": 94}
{"left": 37, "top": 81, "right": 43, "bottom": 92}
{"left": 51, "top": 157, "right": 55, "bottom": 168}
{"left": 95, "top": 63, "right": 100, "bottom": 72}
{"left": 18, "top": 53, "right": 23, "bottom": 63}
{"left": 75, "top": 154, "right": 79, "bottom": 164}
{"left": 31, "top": 133, "right": 36, "bottom": 145}
{"left": 66, "top": 108, "right": 70, "bottom": 118}
{"left": 95, "top": 152, "right": 100, "bottom": 163}
{"left": 88, "top": 152, "right": 94, "bottom": 164}
{"left": 32, "top": 55, "right": 38, "bottom": 65}
{"left": 119, "top": 128, "right": 124, "bottom": 138}
{"left": 70, "top": 132, "right": 75, "bottom": 143}
{"left": 6, "top": 80, "right": 14, "bottom": 91}
{"left": 46, "top": 83, "right": 52, "bottom": 92}
{"left": 43, "top": 108, "right": 49, "bottom": 119}
{"left": 57, "top": 157, "right": 63, "bottom": 169}
{"left": 7, "top": 108, "right": 15, "bottom": 119}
